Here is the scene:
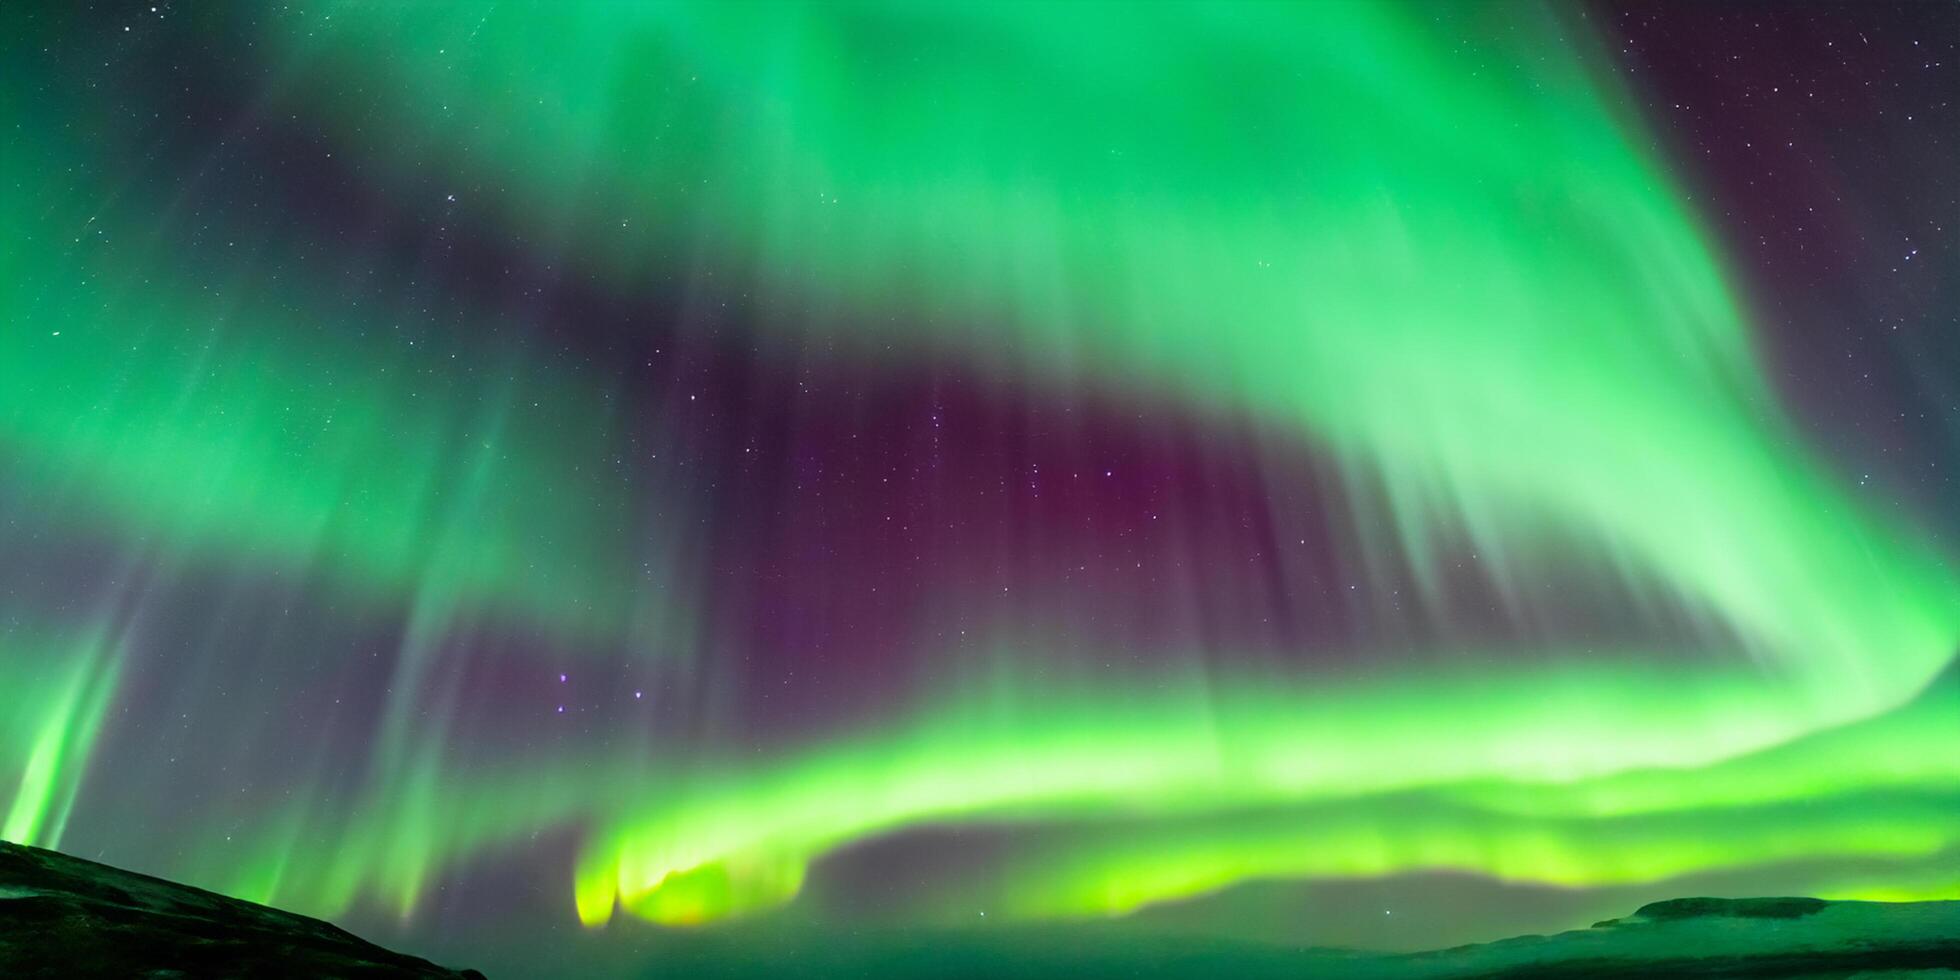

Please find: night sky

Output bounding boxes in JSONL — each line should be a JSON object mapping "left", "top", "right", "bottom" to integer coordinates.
{"left": 5, "top": 2, "right": 1960, "bottom": 976}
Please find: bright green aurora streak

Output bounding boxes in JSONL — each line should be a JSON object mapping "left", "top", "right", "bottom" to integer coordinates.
{"left": 0, "top": 627, "right": 120, "bottom": 852}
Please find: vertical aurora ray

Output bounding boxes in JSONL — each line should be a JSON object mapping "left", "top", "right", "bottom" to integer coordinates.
{"left": 3, "top": 0, "right": 1959, "bottom": 968}
{"left": 0, "top": 627, "right": 120, "bottom": 851}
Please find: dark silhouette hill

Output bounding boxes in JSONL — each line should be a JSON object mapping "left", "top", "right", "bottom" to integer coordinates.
{"left": 0, "top": 840, "right": 480, "bottom": 978}
{"left": 8, "top": 836, "right": 1960, "bottom": 978}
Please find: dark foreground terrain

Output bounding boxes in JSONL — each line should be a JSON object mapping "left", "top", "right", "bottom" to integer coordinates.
{"left": 0, "top": 840, "right": 480, "bottom": 978}
{"left": 5, "top": 838, "right": 1959, "bottom": 978}
{"left": 607, "top": 897, "right": 1960, "bottom": 979}
{"left": 1395, "top": 895, "right": 1960, "bottom": 978}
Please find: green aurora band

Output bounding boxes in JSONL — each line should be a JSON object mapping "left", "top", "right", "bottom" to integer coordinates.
{"left": 3, "top": 0, "right": 1957, "bottom": 942}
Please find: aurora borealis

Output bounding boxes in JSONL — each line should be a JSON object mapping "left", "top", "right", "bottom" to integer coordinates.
{"left": 6, "top": 0, "right": 1960, "bottom": 974}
